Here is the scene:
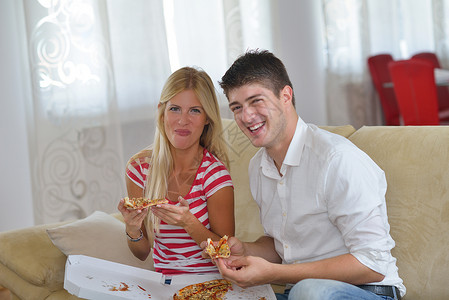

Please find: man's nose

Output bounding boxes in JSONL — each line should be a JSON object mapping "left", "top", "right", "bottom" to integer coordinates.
{"left": 241, "top": 106, "right": 255, "bottom": 123}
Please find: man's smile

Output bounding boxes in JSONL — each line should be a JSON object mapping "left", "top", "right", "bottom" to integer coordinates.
{"left": 248, "top": 121, "right": 265, "bottom": 133}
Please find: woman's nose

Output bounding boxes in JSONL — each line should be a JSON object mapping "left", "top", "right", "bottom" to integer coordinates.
{"left": 178, "top": 111, "right": 190, "bottom": 125}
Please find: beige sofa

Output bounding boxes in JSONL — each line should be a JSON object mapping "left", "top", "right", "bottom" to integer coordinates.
{"left": 1, "top": 118, "right": 449, "bottom": 299}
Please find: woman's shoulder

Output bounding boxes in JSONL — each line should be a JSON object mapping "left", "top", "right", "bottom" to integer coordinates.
{"left": 126, "top": 147, "right": 153, "bottom": 168}
{"left": 203, "top": 148, "right": 227, "bottom": 168}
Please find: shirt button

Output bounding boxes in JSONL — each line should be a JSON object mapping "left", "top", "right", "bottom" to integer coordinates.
{"left": 282, "top": 212, "right": 286, "bottom": 217}
{"left": 279, "top": 181, "right": 284, "bottom": 185}
{"left": 284, "top": 244, "right": 288, "bottom": 249}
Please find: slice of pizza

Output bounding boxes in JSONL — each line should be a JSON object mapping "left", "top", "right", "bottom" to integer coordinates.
{"left": 123, "top": 197, "right": 168, "bottom": 209}
{"left": 205, "top": 235, "right": 230, "bottom": 259}
{"left": 173, "top": 279, "right": 232, "bottom": 300}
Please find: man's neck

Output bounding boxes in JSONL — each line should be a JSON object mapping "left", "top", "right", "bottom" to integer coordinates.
{"left": 267, "top": 113, "right": 299, "bottom": 174}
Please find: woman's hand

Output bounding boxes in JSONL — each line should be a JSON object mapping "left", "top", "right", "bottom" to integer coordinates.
{"left": 117, "top": 198, "right": 148, "bottom": 234}
{"left": 150, "top": 196, "right": 195, "bottom": 228}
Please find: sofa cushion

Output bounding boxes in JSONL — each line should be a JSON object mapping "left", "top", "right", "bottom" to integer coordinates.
{"left": 46, "top": 211, "right": 154, "bottom": 271}
{"left": 349, "top": 125, "right": 449, "bottom": 299}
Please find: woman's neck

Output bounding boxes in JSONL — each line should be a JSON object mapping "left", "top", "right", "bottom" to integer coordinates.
{"left": 170, "top": 145, "right": 204, "bottom": 173}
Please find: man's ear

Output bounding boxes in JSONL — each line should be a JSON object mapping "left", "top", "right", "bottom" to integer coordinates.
{"left": 280, "top": 85, "right": 293, "bottom": 105}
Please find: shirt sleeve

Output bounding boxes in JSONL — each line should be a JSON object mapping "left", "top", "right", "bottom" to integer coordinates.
{"left": 126, "top": 156, "right": 149, "bottom": 189}
{"left": 203, "top": 160, "right": 233, "bottom": 199}
{"left": 324, "top": 146, "right": 395, "bottom": 276}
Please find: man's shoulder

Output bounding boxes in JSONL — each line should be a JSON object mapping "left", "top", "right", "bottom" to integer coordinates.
{"left": 305, "top": 124, "right": 356, "bottom": 154}
{"left": 306, "top": 124, "right": 382, "bottom": 174}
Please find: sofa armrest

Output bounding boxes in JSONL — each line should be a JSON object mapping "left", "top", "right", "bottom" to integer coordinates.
{"left": 0, "top": 221, "right": 69, "bottom": 290}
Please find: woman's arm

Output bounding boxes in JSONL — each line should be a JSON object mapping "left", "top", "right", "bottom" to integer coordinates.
{"left": 151, "top": 186, "right": 235, "bottom": 245}
{"left": 117, "top": 176, "right": 152, "bottom": 261}
{"left": 197, "top": 185, "right": 235, "bottom": 240}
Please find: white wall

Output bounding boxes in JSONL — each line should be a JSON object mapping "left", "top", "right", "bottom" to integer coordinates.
{"left": 0, "top": 1, "right": 35, "bottom": 231}
{"left": 0, "top": 0, "right": 327, "bottom": 232}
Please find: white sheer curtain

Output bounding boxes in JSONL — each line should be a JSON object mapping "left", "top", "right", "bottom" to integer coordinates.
{"left": 20, "top": 0, "right": 272, "bottom": 224}
{"left": 322, "top": 0, "right": 449, "bottom": 128}
{"left": 23, "top": 0, "right": 129, "bottom": 223}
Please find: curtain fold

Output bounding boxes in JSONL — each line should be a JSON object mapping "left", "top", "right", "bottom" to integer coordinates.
{"left": 322, "top": 0, "right": 378, "bottom": 128}
{"left": 23, "top": 0, "right": 127, "bottom": 223}
{"left": 432, "top": 0, "right": 449, "bottom": 68}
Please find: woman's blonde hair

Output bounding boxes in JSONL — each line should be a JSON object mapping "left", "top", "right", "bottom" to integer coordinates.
{"left": 144, "top": 67, "right": 229, "bottom": 241}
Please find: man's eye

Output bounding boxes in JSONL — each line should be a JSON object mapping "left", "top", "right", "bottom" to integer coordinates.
{"left": 230, "top": 106, "right": 241, "bottom": 112}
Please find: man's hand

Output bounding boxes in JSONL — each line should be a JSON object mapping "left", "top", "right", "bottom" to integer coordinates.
{"left": 201, "top": 236, "right": 245, "bottom": 260}
{"left": 216, "top": 256, "right": 276, "bottom": 288}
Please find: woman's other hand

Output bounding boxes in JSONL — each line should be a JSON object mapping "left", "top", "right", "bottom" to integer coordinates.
{"left": 150, "top": 196, "right": 194, "bottom": 228}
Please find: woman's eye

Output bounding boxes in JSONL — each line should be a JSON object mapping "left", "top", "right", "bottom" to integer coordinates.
{"left": 190, "top": 108, "right": 202, "bottom": 114}
{"left": 169, "top": 106, "right": 180, "bottom": 112}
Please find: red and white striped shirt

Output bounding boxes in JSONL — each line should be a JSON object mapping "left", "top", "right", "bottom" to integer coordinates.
{"left": 126, "top": 148, "right": 233, "bottom": 275}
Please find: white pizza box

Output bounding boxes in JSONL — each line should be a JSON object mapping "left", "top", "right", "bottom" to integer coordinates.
{"left": 64, "top": 255, "right": 276, "bottom": 300}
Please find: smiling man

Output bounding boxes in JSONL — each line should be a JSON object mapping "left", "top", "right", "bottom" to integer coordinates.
{"left": 215, "top": 50, "right": 405, "bottom": 300}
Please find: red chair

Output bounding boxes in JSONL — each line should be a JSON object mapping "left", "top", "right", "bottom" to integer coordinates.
{"left": 367, "top": 54, "right": 401, "bottom": 125}
{"left": 411, "top": 52, "right": 449, "bottom": 112}
{"left": 411, "top": 52, "right": 441, "bottom": 68}
{"left": 388, "top": 59, "right": 440, "bottom": 125}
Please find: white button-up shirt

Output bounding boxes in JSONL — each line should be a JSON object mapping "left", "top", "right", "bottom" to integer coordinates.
{"left": 249, "top": 117, "right": 405, "bottom": 296}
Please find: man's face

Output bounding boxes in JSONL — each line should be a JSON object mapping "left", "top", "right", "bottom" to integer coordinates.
{"left": 228, "top": 83, "right": 287, "bottom": 149}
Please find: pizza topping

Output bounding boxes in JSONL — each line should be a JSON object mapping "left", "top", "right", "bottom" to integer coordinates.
{"left": 205, "top": 235, "right": 230, "bottom": 259}
{"left": 173, "top": 279, "right": 232, "bottom": 300}
{"left": 123, "top": 197, "right": 168, "bottom": 209}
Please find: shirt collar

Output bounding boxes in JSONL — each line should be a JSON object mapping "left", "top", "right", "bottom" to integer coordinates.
{"left": 283, "top": 117, "right": 307, "bottom": 167}
{"left": 259, "top": 116, "right": 307, "bottom": 178}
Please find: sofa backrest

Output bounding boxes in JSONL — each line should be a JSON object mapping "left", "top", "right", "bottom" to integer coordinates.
{"left": 349, "top": 125, "right": 449, "bottom": 300}
{"left": 221, "top": 119, "right": 262, "bottom": 241}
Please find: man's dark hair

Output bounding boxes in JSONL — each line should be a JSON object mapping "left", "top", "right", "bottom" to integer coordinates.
{"left": 219, "top": 49, "right": 295, "bottom": 107}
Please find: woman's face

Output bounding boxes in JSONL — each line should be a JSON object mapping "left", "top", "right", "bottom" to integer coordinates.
{"left": 163, "top": 89, "right": 208, "bottom": 151}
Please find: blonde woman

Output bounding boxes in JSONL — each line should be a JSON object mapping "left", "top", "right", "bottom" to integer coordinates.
{"left": 118, "top": 67, "right": 234, "bottom": 275}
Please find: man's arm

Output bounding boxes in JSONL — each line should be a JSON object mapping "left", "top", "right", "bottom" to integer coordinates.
{"left": 218, "top": 252, "right": 384, "bottom": 288}
{"left": 242, "top": 236, "right": 282, "bottom": 263}
{"left": 272, "top": 253, "right": 384, "bottom": 285}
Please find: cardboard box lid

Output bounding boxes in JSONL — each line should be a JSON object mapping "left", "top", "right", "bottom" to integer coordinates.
{"left": 64, "top": 255, "right": 276, "bottom": 299}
